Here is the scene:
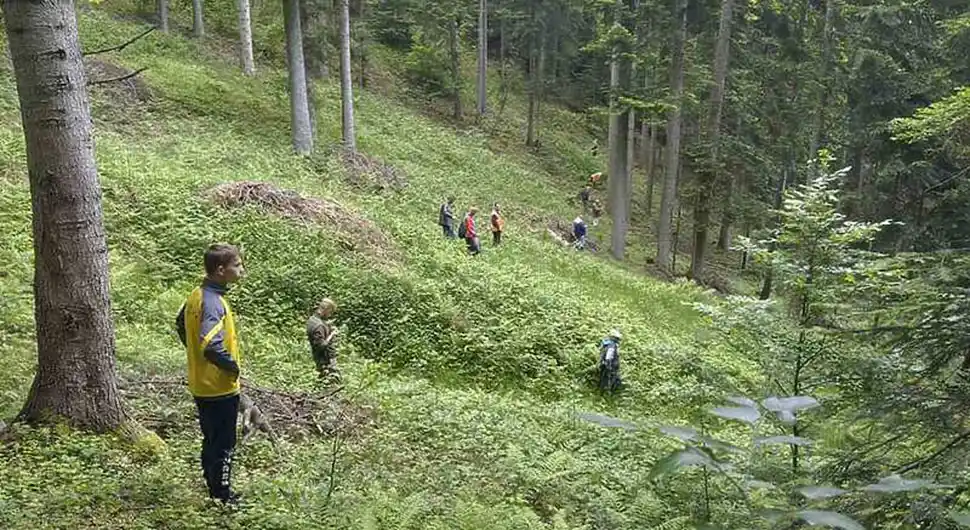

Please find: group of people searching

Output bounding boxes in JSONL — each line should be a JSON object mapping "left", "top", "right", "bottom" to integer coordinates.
{"left": 438, "top": 197, "right": 505, "bottom": 255}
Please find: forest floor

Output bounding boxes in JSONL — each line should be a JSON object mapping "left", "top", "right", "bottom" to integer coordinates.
{"left": 0, "top": 8, "right": 761, "bottom": 530}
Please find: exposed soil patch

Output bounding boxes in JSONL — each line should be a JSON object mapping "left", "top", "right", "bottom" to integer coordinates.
{"left": 338, "top": 149, "right": 408, "bottom": 193}
{"left": 206, "top": 180, "right": 401, "bottom": 264}
{"left": 85, "top": 58, "right": 154, "bottom": 105}
{"left": 119, "top": 375, "right": 376, "bottom": 442}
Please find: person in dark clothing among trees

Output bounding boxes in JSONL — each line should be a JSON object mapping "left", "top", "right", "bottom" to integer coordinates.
{"left": 579, "top": 185, "right": 592, "bottom": 213}
{"left": 176, "top": 243, "right": 245, "bottom": 505}
{"left": 307, "top": 297, "right": 340, "bottom": 383}
{"left": 598, "top": 329, "right": 622, "bottom": 393}
{"left": 438, "top": 196, "right": 456, "bottom": 238}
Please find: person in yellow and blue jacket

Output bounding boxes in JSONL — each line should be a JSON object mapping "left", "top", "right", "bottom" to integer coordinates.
{"left": 176, "top": 243, "right": 245, "bottom": 505}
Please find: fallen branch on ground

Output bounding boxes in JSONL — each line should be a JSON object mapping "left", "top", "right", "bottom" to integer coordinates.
{"left": 89, "top": 67, "right": 149, "bottom": 86}
{"left": 84, "top": 27, "right": 156, "bottom": 56}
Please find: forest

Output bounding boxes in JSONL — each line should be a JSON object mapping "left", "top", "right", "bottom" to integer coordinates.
{"left": 0, "top": 0, "right": 968, "bottom": 528}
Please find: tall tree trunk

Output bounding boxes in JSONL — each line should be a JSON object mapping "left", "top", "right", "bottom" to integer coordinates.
{"left": 690, "top": 0, "right": 734, "bottom": 283}
{"left": 645, "top": 125, "right": 656, "bottom": 219}
{"left": 4, "top": 0, "right": 126, "bottom": 431}
{"left": 498, "top": 7, "right": 508, "bottom": 114}
{"left": 760, "top": 159, "right": 790, "bottom": 300}
{"left": 157, "top": 0, "right": 169, "bottom": 32}
{"left": 284, "top": 0, "right": 313, "bottom": 155}
{"left": 477, "top": 0, "right": 487, "bottom": 116}
{"left": 525, "top": 23, "right": 537, "bottom": 145}
{"left": 357, "top": 0, "right": 366, "bottom": 89}
{"left": 192, "top": 0, "right": 205, "bottom": 38}
{"left": 608, "top": 50, "right": 630, "bottom": 260}
{"left": 301, "top": 0, "right": 329, "bottom": 80}
{"left": 449, "top": 16, "right": 462, "bottom": 119}
{"left": 656, "top": 0, "right": 687, "bottom": 273}
{"left": 809, "top": 0, "right": 836, "bottom": 162}
{"left": 238, "top": 0, "right": 255, "bottom": 75}
{"left": 339, "top": 0, "right": 356, "bottom": 151}
{"left": 716, "top": 175, "right": 733, "bottom": 249}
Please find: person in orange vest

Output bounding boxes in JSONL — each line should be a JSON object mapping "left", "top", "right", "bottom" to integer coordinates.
{"left": 490, "top": 203, "right": 505, "bottom": 246}
{"left": 458, "top": 207, "right": 480, "bottom": 255}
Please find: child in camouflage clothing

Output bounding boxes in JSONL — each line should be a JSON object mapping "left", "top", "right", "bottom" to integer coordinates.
{"left": 307, "top": 298, "right": 340, "bottom": 383}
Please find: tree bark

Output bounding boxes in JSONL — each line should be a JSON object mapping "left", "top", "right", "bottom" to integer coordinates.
{"left": 656, "top": 0, "right": 687, "bottom": 273}
{"left": 284, "top": 0, "right": 313, "bottom": 155}
{"left": 157, "top": 0, "right": 169, "bottom": 32}
{"left": 608, "top": 50, "right": 630, "bottom": 260}
{"left": 690, "top": 0, "right": 734, "bottom": 282}
{"left": 357, "top": 0, "right": 367, "bottom": 89}
{"left": 645, "top": 124, "right": 656, "bottom": 219}
{"left": 716, "top": 176, "right": 733, "bottom": 250}
{"left": 498, "top": 7, "right": 508, "bottom": 114}
{"left": 238, "top": 0, "right": 256, "bottom": 76}
{"left": 477, "top": 0, "right": 487, "bottom": 116}
{"left": 4, "top": 0, "right": 126, "bottom": 431}
{"left": 301, "top": 0, "right": 329, "bottom": 80}
{"left": 339, "top": 0, "right": 356, "bottom": 151}
{"left": 449, "top": 16, "right": 462, "bottom": 119}
{"left": 192, "top": 0, "right": 205, "bottom": 38}
{"left": 760, "top": 159, "right": 790, "bottom": 300}
{"left": 525, "top": 3, "right": 539, "bottom": 146}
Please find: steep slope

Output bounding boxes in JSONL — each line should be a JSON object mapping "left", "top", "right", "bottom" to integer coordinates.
{"left": 0, "top": 10, "right": 759, "bottom": 529}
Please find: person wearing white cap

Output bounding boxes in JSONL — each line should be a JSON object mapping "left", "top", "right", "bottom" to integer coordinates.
{"left": 598, "top": 329, "right": 622, "bottom": 392}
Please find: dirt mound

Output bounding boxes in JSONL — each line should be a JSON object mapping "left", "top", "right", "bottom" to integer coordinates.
{"left": 338, "top": 150, "right": 408, "bottom": 193}
{"left": 84, "top": 59, "right": 153, "bottom": 105}
{"left": 119, "top": 376, "right": 375, "bottom": 442}
{"left": 206, "top": 181, "right": 400, "bottom": 264}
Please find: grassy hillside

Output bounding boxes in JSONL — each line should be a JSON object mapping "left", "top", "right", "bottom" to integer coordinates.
{"left": 0, "top": 8, "right": 760, "bottom": 530}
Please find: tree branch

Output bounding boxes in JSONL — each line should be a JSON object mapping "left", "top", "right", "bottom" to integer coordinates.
{"left": 895, "top": 430, "right": 970, "bottom": 474}
{"left": 84, "top": 26, "right": 156, "bottom": 56}
{"left": 88, "top": 67, "right": 149, "bottom": 86}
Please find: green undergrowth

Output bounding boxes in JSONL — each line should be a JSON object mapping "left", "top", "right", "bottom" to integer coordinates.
{"left": 0, "top": 8, "right": 760, "bottom": 529}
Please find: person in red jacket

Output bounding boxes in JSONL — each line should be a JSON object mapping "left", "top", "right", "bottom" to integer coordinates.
{"left": 462, "top": 207, "right": 480, "bottom": 255}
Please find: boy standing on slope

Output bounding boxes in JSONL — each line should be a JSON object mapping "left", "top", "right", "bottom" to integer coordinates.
{"left": 307, "top": 297, "right": 340, "bottom": 383}
{"left": 176, "top": 243, "right": 245, "bottom": 505}
{"left": 490, "top": 203, "right": 505, "bottom": 246}
{"left": 438, "top": 197, "right": 456, "bottom": 238}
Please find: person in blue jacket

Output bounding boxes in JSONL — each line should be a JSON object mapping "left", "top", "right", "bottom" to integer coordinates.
{"left": 572, "top": 215, "right": 588, "bottom": 250}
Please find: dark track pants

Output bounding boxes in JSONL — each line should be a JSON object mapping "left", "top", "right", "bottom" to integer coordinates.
{"left": 195, "top": 394, "right": 239, "bottom": 500}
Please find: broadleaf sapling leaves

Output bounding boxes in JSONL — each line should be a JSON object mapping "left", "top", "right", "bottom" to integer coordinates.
{"left": 756, "top": 435, "right": 814, "bottom": 447}
{"left": 710, "top": 406, "right": 761, "bottom": 425}
{"left": 798, "top": 510, "right": 865, "bottom": 530}
{"left": 950, "top": 511, "right": 970, "bottom": 527}
{"left": 797, "top": 486, "right": 849, "bottom": 499}
{"left": 762, "top": 396, "right": 820, "bottom": 412}
{"left": 576, "top": 412, "right": 636, "bottom": 430}
{"left": 727, "top": 396, "right": 758, "bottom": 408}
{"left": 861, "top": 474, "right": 952, "bottom": 493}
{"left": 659, "top": 425, "right": 699, "bottom": 442}
{"left": 648, "top": 448, "right": 717, "bottom": 481}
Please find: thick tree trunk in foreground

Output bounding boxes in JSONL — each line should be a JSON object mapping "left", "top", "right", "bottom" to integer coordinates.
{"left": 656, "top": 0, "right": 687, "bottom": 273}
{"left": 193, "top": 0, "right": 205, "bottom": 37}
{"left": 339, "top": 0, "right": 356, "bottom": 151}
{"left": 284, "top": 0, "right": 313, "bottom": 155}
{"left": 238, "top": 0, "right": 255, "bottom": 75}
{"left": 157, "top": 0, "right": 169, "bottom": 32}
{"left": 4, "top": 0, "right": 126, "bottom": 431}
